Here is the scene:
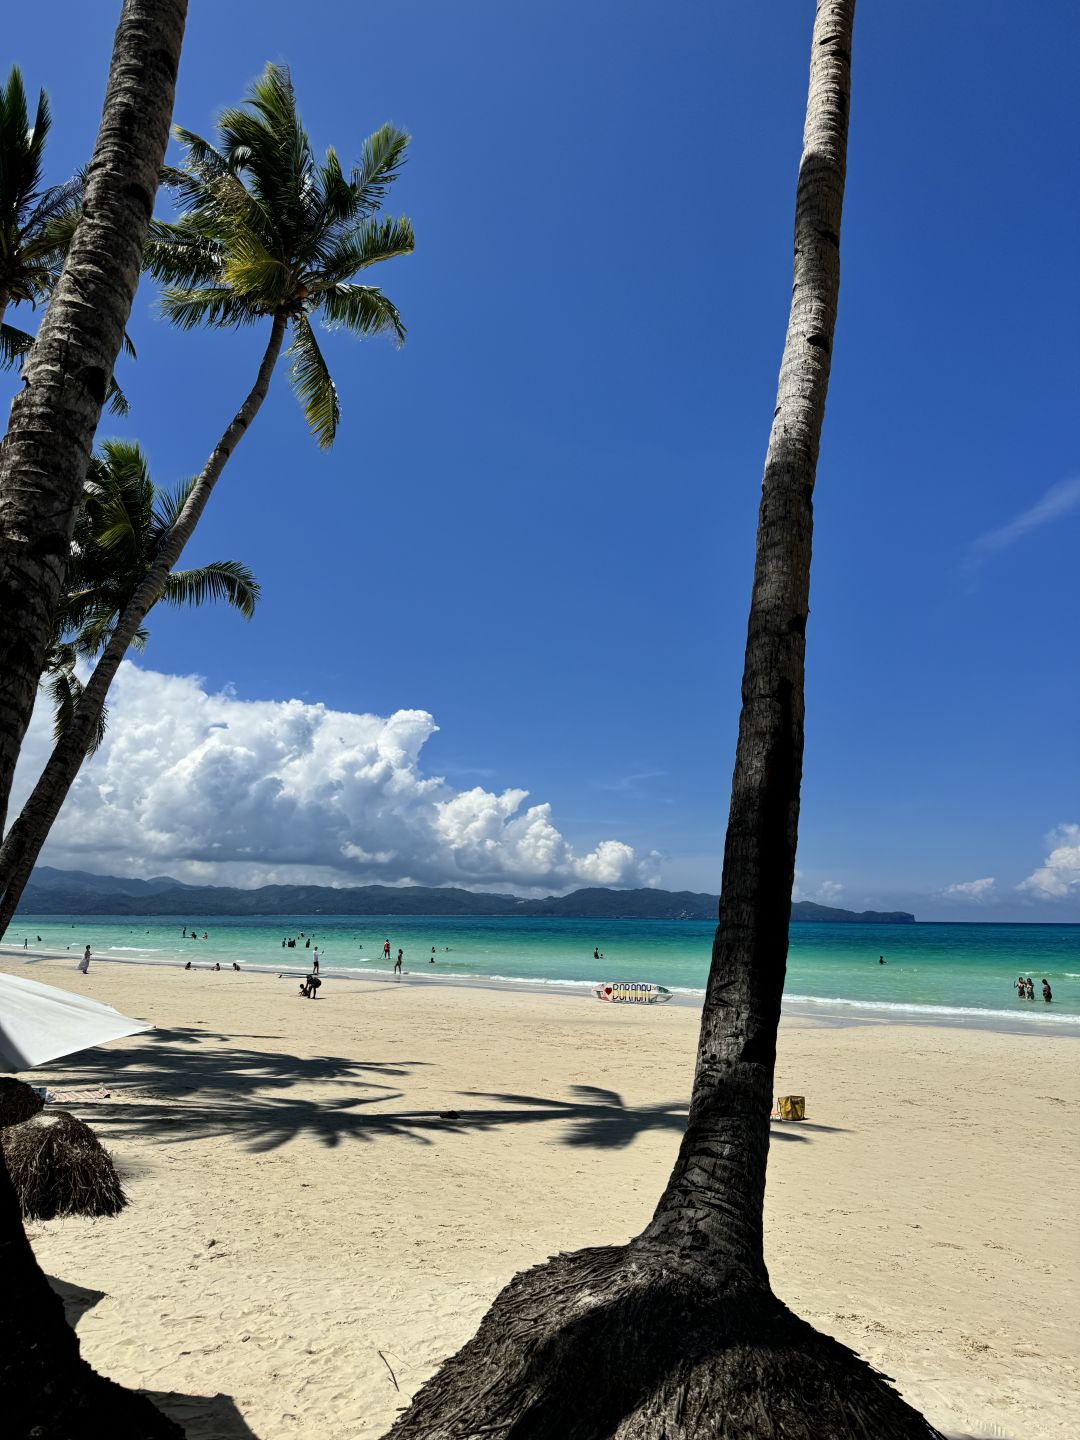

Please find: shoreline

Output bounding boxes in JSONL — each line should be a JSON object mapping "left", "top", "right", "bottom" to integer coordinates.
{"left": 4, "top": 941, "right": 1077, "bottom": 1039}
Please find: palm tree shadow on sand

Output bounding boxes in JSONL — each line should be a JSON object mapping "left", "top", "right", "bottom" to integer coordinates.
{"left": 40, "top": 1031, "right": 845, "bottom": 1153}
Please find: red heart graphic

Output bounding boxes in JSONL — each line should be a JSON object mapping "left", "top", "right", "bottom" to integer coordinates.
{"left": 604, "top": 986, "right": 613, "bottom": 995}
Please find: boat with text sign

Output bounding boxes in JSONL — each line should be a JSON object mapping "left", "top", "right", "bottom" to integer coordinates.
{"left": 592, "top": 981, "right": 673, "bottom": 1005}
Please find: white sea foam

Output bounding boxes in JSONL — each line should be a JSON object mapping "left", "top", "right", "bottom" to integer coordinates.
{"left": 783, "top": 992, "right": 1080, "bottom": 1027}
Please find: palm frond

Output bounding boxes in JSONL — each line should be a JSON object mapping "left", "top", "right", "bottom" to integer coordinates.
{"left": 105, "top": 376, "right": 130, "bottom": 416}
{"left": 18, "top": 171, "right": 82, "bottom": 241}
{"left": 288, "top": 313, "right": 340, "bottom": 448}
{"left": 220, "top": 228, "right": 293, "bottom": 305}
{"left": 164, "top": 560, "right": 260, "bottom": 618}
{"left": 0, "top": 67, "right": 51, "bottom": 212}
{"left": 350, "top": 124, "right": 411, "bottom": 216}
{"left": 144, "top": 218, "right": 226, "bottom": 287}
{"left": 151, "top": 476, "right": 195, "bottom": 535}
{"left": 158, "top": 284, "right": 263, "bottom": 329}
{"left": 313, "top": 215, "right": 414, "bottom": 286}
{"left": 317, "top": 283, "right": 406, "bottom": 345}
{"left": 218, "top": 65, "right": 312, "bottom": 248}
{"left": 48, "top": 670, "right": 108, "bottom": 754}
{"left": 0, "top": 322, "right": 34, "bottom": 370}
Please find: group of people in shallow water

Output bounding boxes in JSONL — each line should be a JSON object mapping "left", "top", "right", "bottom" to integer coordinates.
{"left": 1014, "top": 974, "right": 1052, "bottom": 1003}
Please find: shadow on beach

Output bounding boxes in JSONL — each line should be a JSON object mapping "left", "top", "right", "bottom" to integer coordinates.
{"left": 37, "top": 1027, "right": 846, "bottom": 1154}
{"left": 146, "top": 1388, "right": 261, "bottom": 1439}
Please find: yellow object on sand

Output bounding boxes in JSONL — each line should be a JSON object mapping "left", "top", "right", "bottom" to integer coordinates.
{"left": 776, "top": 1095, "right": 805, "bottom": 1121}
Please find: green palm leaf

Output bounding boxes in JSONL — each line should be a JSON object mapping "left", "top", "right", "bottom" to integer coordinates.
{"left": 159, "top": 284, "right": 263, "bottom": 329}
{"left": 289, "top": 313, "right": 340, "bottom": 448}
{"left": 315, "top": 215, "right": 414, "bottom": 286}
{"left": 163, "top": 560, "right": 260, "bottom": 618}
{"left": 350, "top": 124, "right": 411, "bottom": 216}
{"left": 0, "top": 322, "right": 34, "bottom": 369}
{"left": 319, "top": 284, "right": 406, "bottom": 344}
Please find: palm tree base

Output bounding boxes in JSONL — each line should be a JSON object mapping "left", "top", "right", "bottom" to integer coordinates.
{"left": 382, "top": 1244, "right": 943, "bottom": 1440}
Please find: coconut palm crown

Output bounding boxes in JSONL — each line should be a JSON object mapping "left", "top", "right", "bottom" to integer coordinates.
{"left": 47, "top": 438, "right": 259, "bottom": 750}
{"left": 146, "top": 62, "right": 413, "bottom": 448}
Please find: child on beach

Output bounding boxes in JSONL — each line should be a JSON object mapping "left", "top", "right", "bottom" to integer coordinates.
{"left": 77, "top": 946, "right": 91, "bottom": 974}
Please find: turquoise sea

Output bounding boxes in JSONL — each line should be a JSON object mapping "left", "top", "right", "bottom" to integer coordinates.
{"left": 8, "top": 913, "right": 1080, "bottom": 1030}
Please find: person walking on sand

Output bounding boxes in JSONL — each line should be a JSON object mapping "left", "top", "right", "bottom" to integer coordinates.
{"left": 394, "top": 949, "right": 403, "bottom": 979}
{"left": 1042, "top": 978, "right": 1053, "bottom": 1003}
{"left": 77, "top": 945, "right": 91, "bottom": 974}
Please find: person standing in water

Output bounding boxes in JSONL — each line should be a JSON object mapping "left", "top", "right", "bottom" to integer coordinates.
{"left": 312, "top": 947, "right": 320, "bottom": 974}
{"left": 1042, "top": 978, "right": 1053, "bottom": 1002}
{"left": 383, "top": 938, "right": 391, "bottom": 962}
{"left": 1025, "top": 976, "right": 1035, "bottom": 1000}
{"left": 77, "top": 945, "right": 91, "bottom": 974}
{"left": 394, "top": 949, "right": 403, "bottom": 979}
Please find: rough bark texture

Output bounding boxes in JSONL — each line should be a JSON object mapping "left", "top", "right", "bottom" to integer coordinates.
{"left": 0, "top": 313, "right": 287, "bottom": 938}
{"left": 384, "top": 1248, "right": 942, "bottom": 1440}
{"left": 637, "top": 0, "right": 853, "bottom": 1279}
{"left": 0, "top": 0, "right": 187, "bottom": 837}
{"left": 382, "top": 5, "right": 938, "bottom": 1437}
{"left": 0, "top": 8, "right": 187, "bottom": 1433}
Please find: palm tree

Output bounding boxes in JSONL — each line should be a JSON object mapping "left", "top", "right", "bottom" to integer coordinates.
{"left": 0, "top": 62, "right": 413, "bottom": 939}
{"left": 43, "top": 438, "right": 259, "bottom": 757}
{"left": 0, "top": 0, "right": 186, "bottom": 850}
{"left": 383, "top": 5, "right": 938, "bottom": 1438}
{"left": 1, "top": 7, "right": 190, "bottom": 1436}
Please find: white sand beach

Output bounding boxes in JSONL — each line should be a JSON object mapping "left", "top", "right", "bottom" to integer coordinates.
{"left": 3, "top": 951, "right": 1078, "bottom": 1440}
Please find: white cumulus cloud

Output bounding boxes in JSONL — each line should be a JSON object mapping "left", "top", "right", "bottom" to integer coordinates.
{"left": 1018, "top": 825, "right": 1080, "bottom": 900}
{"left": 10, "top": 664, "right": 659, "bottom": 894}
{"left": 941, "top": 877, "right": 996, "bottom": 902}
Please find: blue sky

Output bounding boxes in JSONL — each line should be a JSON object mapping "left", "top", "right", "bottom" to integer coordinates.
{"left": 7, "top": 1, "right": 1080, "bottom": 917}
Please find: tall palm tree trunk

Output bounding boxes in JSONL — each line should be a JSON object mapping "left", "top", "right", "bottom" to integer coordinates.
{"left": 636, "top": 0, "right": 852, "bottom": 1281}
{"left": 382, "top": 4, "right": 938, "bottom": 1436}
{"left": 0, "top": 0, "right": 187, "bottom": 839}
{"left": 0, "top": 7, "right": 189, "bottom": 1436}
{"left": 0, "top": 313, "right": 286, "bottom": 937}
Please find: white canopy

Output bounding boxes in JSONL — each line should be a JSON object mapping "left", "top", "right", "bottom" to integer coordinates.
{"left": 0, "top": 971, "right": 151, "bottom": 1071}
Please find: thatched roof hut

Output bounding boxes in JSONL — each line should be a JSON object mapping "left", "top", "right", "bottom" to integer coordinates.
{"left": 1, "top": 1110, "right": 127, "bottom": 1220}
{"left": 0, "top": 1076, "right": 44, "bottom": 1127}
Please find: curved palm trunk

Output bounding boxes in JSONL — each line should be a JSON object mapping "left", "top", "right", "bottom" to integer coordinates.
{"left": 0, "top": 313, "right": 287, "bottom": 938}
{"left": 0, "top": 9, "right": 188, "bottom": 1436}
{"left": 0, "top": 0, "right": 187, "bottom": 838}
{"left": 381, "top": 4, "right": 937, "bottom": 1436}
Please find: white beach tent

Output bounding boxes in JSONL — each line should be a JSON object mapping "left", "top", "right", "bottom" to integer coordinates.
{"left": 0, "top": 971, "right": 151, "bottom": 1071}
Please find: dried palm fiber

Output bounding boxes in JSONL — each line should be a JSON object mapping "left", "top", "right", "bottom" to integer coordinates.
{"left": 0, "top": 1076, "right": 45, "bottom": 1127}
{"left": 1, "top": 1110, "right": 127, "bottom": 1219}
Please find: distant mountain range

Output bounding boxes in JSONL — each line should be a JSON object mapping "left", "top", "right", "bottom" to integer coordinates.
{"left": 17, "top": 866, "right": 916, "bottom": 924}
